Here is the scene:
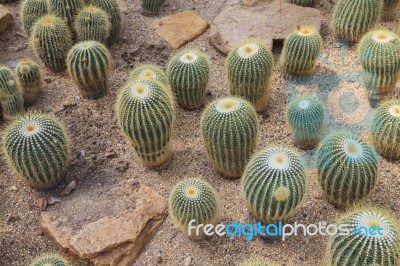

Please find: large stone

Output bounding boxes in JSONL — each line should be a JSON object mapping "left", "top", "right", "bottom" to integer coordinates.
{"left": 154, "top": 11, "right": 209, "bottom": 49}
{"left": 41, "top": 184, "right": 167, "bottom": 266}
{"left": 0, "top": 4, "right": 13, "bottom": 33}
{"left": 209, "top": 0, "right": 323, "bottom": 55}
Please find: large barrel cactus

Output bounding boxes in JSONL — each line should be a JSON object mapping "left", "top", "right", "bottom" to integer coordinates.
{"left": 91, "top": 0, "right": 121, "bottom": 40}
{"left": 20, "top": 0, "right": 49, "bottom": 36}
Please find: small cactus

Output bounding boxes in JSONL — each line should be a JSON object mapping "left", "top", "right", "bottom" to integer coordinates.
{"left": 287, "top": 0, "right": 317, "bottom": 7}
{"left": 141, "top": 0, "right": 165, "bottom": 16}
{"left": 2, "top": 111, "right": 71, "bottom": 190}
{"left": 280, "top": 26, "right": 323, "bottom": 75}
{"left": 169, "top": 178, "right": 219, "bottom": 239}
{"left": 371, "top": 98, "right": 400, "bottom": 160}
{"left": 358, "top": 29, "right": 400, "bottom": 101}
{"left": 30, "top": 15, "right": 73, "bottom": 72}
{"left": 328, "top": 206, "right": 400, "bottom": 266}
{"left": 168, "top": 49, "right": 210, "bottom": 110}
{"left": 317, "top": 132, "right": 379, "bottom": 208}
{"left": 15, "top": 58, "right": 42, "bottom": 104}
{"left": 201, "top": 96, "right": 259, "bottom": 178}
{"left": 74, "top": 6, "right": 111, "bottom": 43}
{"left": 20, "top": 0, "right": 49, "bottom": 36}
{"left": 226, "top": 40, "right": 274, "bottom": 112}
{"left": 30, "top": 253, "right": 69, "bottom": 266}
{"left": 332, "top": 0, "right": 382, "bottom": 42}
{"left": 286, "top": 95, "right": 325, "bottom": 149}
{"left": 0, "top": 65, "right": 24, "bottom": 119}
{"left": 67, "top": 41, "right": 111, "bottom": 99}
{"left": 48, "top": 0, "right": 84, "bottom": 25}
{"left": 116, "top": 79, "right": 175, "bottom": 168}
{"left": 241, "top": 146, "right": 307, "bottom": 223}
{"left": 240, "top": 258, "right": 280, "bottom": 266}
{"left": 92, "top": 0, "right": 121, "bottom": 39}
{"left": 128, "top": 64, "right": 168, "bottom": 86}
{"left": 383, "top": 0, "right": 400, "bottom": 21}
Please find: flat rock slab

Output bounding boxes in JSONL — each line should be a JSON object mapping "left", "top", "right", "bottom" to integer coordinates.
{"left": 41, "top": 184, "right": 167, "bottom": 266}
{"left": 209, "top": 0, "right": 323, "bottom": 55}
{"left": 154, "top": 11, "right": 209, "bottom": 49}
{"left": 0, "top": 4, "right": 13, "bottom": 33}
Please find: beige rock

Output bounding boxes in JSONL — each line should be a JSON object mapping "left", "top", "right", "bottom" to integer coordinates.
{"left": 209, "top": 0, "right": 323, "bottom": 55}
{"left": 154, "top": 11, "right": 209, "bottom": 49}
{"left": 0, "top": 4, "right": 13, "bottom": 33}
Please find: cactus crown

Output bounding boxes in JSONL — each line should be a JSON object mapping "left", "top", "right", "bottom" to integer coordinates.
{"left": 48, "top": 0, "right": 84, "bottom": 25}
{"left": 30, "top": 253, "right": 69, "bottom": 266}
{"left": 128, "top": 64, "right": 168, "bottom": 86}
{"left": 20, "top": 0, "right": 49, "bottom": 36}
{"left": 0, "top": 65, "right": 24, "bottom": 118}
{"left": 74, "top": 5, "right": 111, "bottom": 43}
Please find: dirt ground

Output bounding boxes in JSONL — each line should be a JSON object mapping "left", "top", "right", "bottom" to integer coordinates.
{"left": 0, "top": 0, "right": 399, "bottom": 265}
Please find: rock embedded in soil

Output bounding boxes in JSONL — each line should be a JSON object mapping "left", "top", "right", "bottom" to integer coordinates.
{"left": 0, "top": 4, "right": 13, "bottom": 33}
{"left": 209, "top": 0, "right": 323, "bottom": 55}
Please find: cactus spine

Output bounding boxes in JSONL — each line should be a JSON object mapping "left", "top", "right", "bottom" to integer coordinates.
{"left": 201, "top": 96, "right": 259, "bottom": 178}
{"left": 241, "top": 146, "right": 307, "bottom": 223}
{"left": 168, "top": 49, "right": 210, "bottom": 109}
{"left": 286, "top": 95, "right": 325, "bottom": 149}
{"left": 287, "top": 0, "right": 317, "bottom": 7}
{"left": 74, "top": 6, "right": 111, "bottom": 43}
{"left": 169, "top": 178, "right": 219, "bottom": 238}
{"left": 317, "top": 132, "right": 379, "bottom": 208}
{"left": 358, "top": 29, "right": 400, "bottom": 101}
{"left": 141, "top": 0, "right": 166, "bottom": 16}
{"left": 226, "top": 40, "right": 273, "bottom": 112}
{"left": 91, "top": 0, "right": 121, "bottom": 39}
{"left": 332, "top": 0, "right": 382, "bottom": 42}
{"left": 30, "top": 253, "right": 69, "bottom": 266}
{"left": 30, "top": 15, "right": 73, "bottom": 72}
{"left": 240, "top": 258, "right": 280, "bottom": 266}
{"left": 383, "top": 0, "right": 400, "bottom": 21}
{"left": 48, "top": 0, "right": 84, "bottom": 25}
{"left": 281, "top": 26, "right": 322, "bottom": 75}
{"left": 116, "top": 79, "right": 175, "bottom": 168}
{"left": 67, "top": 41, "right": 111, "bottom": 99}
{"left": 15, "top": 58, "right": 42, "bottom": 104}
{"left": 2, "top": 111, "right": 71, "bottom": 190}
{"left": 20, "top": 0, "right": 49, "bottom": 36}
{"left": 0, "top": 65, "right": 24, "bottom": 119}
{"left": 128, "top": 64, "right": 168, "bottom": 86}
{"left": 328, "top": 206, "right": 400, "bottom": 266}
{"left": 371, "top": 99, "right": 400, "bottom": 160}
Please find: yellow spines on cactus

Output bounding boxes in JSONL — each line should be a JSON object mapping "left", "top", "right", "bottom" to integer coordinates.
{"left": 48, "top": 0, "right": 84, "bottom": 25}
{"left": 0, "top": 65, "right": 24, "bottom": 120}
{"left": 128, "top": 64, "right": 168, "bottom": 86}
{"left": 20, "top": 0, "right": 49, "bottom": 36}
{"left": 91, "top": 0, "right": 121, "bottom": 40}
{"left": 74, "top": 5, "right": 111, "bottom": 43}
{"left": 15, "top": 58, "right": 42, "bottom": 104}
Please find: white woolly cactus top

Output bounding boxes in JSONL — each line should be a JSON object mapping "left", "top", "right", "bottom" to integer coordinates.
{"left": 261, "top": 146, "right": 304, "bottom": 172}
{"left": 179, "top": 51, "right": 199, "bottom": 64}
{"left": 351, "top": 211, "right": 397, "bottom": 241}
{"left": 237, "top": 43, "right": 260, "bottom": 58}
{"left": 129, "top": 82, "right": 151, "bottom": 99}
{"left": 371, "top": 30, "right": 397, "bottom": 43}
{"left": 389, "top": 103, "right": 400, "bottom": 117}
{"left": 296, "top": 25, "right": 317, "bottom": 37}
{"left": 215, "top": 97, "right": 243, "bottom": 113}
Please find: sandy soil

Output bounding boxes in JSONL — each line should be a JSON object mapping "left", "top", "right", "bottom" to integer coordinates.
{"left": 0, "top": 0, "right": 399, "bottom": 265}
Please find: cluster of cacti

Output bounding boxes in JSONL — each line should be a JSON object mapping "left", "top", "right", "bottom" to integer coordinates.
{"left": 92, "top": 0, "right": 121, "bottom": 39}
{"left": 286, "top": 95, "right": 325, "bottom": 149}
{"left": 383, "top": 0, "right": 400, "bottom": 21}
{"left": 30, "top": 253, "right": 70, "bottom": 266}
{"left": 2, "top": 111, "right": 71, "bottom": 189}
{"left": 30, "top": 15, "right": 73, "bottom": 72}
{"left": 0, "top": 65, "right": 24, "bottom": 119}
{"left": 128, "top": 64, "right": 168, "bottom": 86}
{"left": 358, "top": 29, "right": 400, "bottom": 100}
{"left": 328, "top": 206, "right": 400, "bottom": 265}
{"left": 317, "top": 132, "right": 379, "bottom": 207}
{"left": 287, "top": 0, "right": 317, "bottom": 7}
{"left": 241, "top": 146, "right": 307, "bottom": 223}
{"left": 332, "top": 0, "right": 382, "bottom": 42}
{"left": 67, "top": 41, "right": 111, "bottom": 99}
{"left": 141, "top": 0, "right": 166, "bottom": 16}
{"left": 371, "top": 99, "right": 400, "bottom": 160}
{"left": 240, "top": 258, "right": 280, "bottom": 266}
{"left": 168, "top": 49, "right": 210, "bottom": 109}
{"left": 15, "top": 58, "right": 42, "bottom": 104}
{"left": 226, "top": 40, "right": 273, "bottom": 112}
{"left": 169, "top": 178, "right": 219, "bottom": 239}
{"left": 280, "top": 26, "right": 322, "bottom": 75}
{"left": 116, "top": 79, "right": 174, "bottom": 168}
{"left": 201, "top": 96, "right": 259, "bottom": 178}
{"left": 48, "top": 0, "right": 84, "bottom": 25}
{"left": 74, "top": 6, "right": 111, "bottom": 43}
{"left": 20, "top": 0, "right": 49, "bottom": 36}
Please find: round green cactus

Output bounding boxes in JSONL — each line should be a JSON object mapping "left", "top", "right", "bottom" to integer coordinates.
{"left": 15, "top": 58, "right": 42, "bottom": 104}
{"left": 317, "top": 132, "right": 379, "bottom": 208}
{"left": 0, "top": 65, "right": 24, "bottom": 119}
{"left": 167, "top": 49, "right": 210, "bottom": 110}
{"left": 30, "top": 253, "right": 69, "bottom": 266}
{"left": 328, "top": 206, "right": 400, "bottom": 266}
{"left": 67, "top": 41, "right": 111, "bottom": 99}
{"left": 30, "top": 15, "right": 73, "bottom": 72}
{"left": 20, "top": 0, "right": 49, "bottom": 36}
{"left": 280, "top": 25, "right": 322, "bottom": 75}
{"left": 201, "top": 96, "right": 259, "bottom": 179}
{"left": 240, "top": 258, "right": 280, "bottom": 266}
{"left": 241, "top": 146, "right": 307, "bottom": 223}
{"left": 332, "top": 0, "right": 382, "bottom": 43}
{"left": 286, "top": 95, "right": 325, "bottom": 149}
{"left": 74, "top": 6, "right": 111, "bottom": 43}
{"left": 141, "top": 0, "right": 165, "bottom": 16}
{"left": 287, "top": 0, "right": 317, "bottom": 7}
{"left": 371, "top": 99, "right": 400, "bottom": 160}
{"left": 128, "top": 64, "right": 168, "bottom": 86}
{"left": 92, "top": 0, "right": 121, "bottom": 39}
{"left": 358, "top": 29, "right": 400, "bottom": 100}
{"left": 48, "top": 0, "right": 84, "bottom": 25}
{"left": 116, "top": 79, "right": 175, "bottom": 168}
{"left": 2, "top": 111, "right": 71, "bottom": 190}
{"left": 226, "top": 39, "right": 274, "bottom": 112}
{"left": 169, "top": 178, "right": 219, "bottom": 238}
{"left": 383, "top": 0, "right": 400, "bottom": 21}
